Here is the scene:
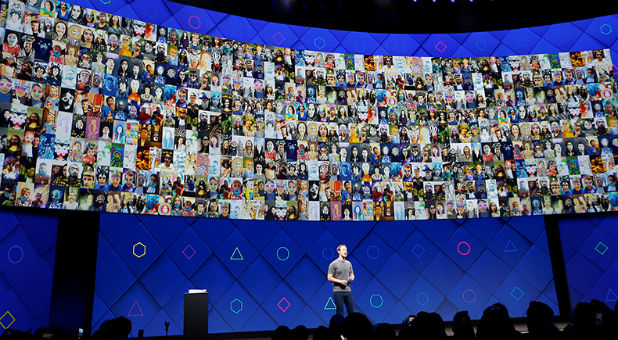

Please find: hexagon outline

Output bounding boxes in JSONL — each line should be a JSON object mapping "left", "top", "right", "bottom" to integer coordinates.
{"left": 132, "top": 242, "right": 147, "bottom": 258}
{"left": 600, "top": 23, "right": 613, "bottom": 35}
{"left": 230, "top": 298, "right": 243, "bottom": 314}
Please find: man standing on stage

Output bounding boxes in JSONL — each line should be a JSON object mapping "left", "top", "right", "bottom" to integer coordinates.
{"left": 327, "top": 244, "right": 355, "bottom": 316}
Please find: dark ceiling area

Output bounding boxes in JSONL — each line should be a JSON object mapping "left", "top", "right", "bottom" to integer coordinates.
{"left": 171, "top": 0, "right": 618, "bottom": 34}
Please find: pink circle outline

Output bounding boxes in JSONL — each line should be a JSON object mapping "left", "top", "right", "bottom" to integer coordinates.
{"left": 457, "top": 241, "right": 471, "bottom": 256}
{"left": 462, "top": 289, "right": 477, "bottom": 304}
{"left": 188, "top": 16, "right": 202, "bottom": 30}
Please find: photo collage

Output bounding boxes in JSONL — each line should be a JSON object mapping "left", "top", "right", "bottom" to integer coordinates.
{"left": 1, "top": 0, "right": 617, "bottom": 220}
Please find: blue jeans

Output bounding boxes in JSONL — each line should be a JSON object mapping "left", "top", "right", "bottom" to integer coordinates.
{"left": 333, "top": 291, "right": 354, "bottom": 316}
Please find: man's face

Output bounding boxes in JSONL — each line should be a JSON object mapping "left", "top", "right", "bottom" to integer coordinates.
{"left": 69, "top": 166, "right": 79, "bottom": 177}
{"left": 337, "top": 245, "right": 347, "bottom": 258}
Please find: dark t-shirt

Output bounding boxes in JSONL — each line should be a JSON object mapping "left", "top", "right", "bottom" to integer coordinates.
{"left": 328, "top": 259, "right": 353, "bottom": 292}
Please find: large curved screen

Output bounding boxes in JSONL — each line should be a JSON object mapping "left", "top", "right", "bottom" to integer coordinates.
{"left": 0, "top": 1, "right": 617, "bottom": 221}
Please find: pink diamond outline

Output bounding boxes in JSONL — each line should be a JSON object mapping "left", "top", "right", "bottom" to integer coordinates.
{"left": 182, "top": 244, "right": 196, "bottom": 260}
{"left": 435, "top": 41, "right": 447, "bottom": 53}
{"left": 272, "top": 32, "right": 285, "bottom": 45}
{"left": 277, "top": 297, "right": 291, "bottom": 312}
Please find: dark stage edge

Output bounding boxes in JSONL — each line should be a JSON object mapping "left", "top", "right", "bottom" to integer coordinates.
{"left": 135, "top": 321, "right": 569, "bottom": 340}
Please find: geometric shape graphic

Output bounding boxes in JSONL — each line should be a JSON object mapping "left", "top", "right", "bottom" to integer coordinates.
{"left": 416, "top": 292, "right": 429, "bottom": 306}
{"left": 132, "top": 242, "right": 146, "bottom": 258}
{"left": 7, "top": 245, "right": 24, "bottom": 264}
{"left": 411, "top": 244, "right": 426, "bottom": 258}
{"left": 366, "top": 245, "right": 380, "bottom": 260}
{"left": 462, "top": 289, "right": 477, "bottom": 304}
{"left": 127, "top": 301, "right": 144, "bottom": 317}
{"left": 182, "top": 245, "right": 196, "bottom": 260}
{"left": 457, "top": 241, "right": 471, "bottom": 256}
{"left": 230, "top": 247, "right": 244, "bottom": 261}
{"left": 276, "top": 247, "right": 290, "bottom": 261}
{"left": 510, "top": 286, "right": 525, "bottom": 301}
{"left": 505, "top": 240, "right": 519, "bottom": 253}
{"left": 314, "top": 37, "right": 326, "bottom": 49}
{"left": 230, "top": 299, "right": 243, "bottom": 314}
{"left": 0, "top": 311, "right": 16, "bottom": 329}
{"left": 594, "top": 241, "right": 608, "bottom": 255}
{"left": 600, "top": 23, "right": 613, "bottom": 35}
{"left": 475, "top": 39, "right": 487, "bottom": 51}
{"left": 370, "top": 294, "right": 384, "bottom": 309}
{"left": 188, "top": 15, "right": 202, "bottom": 30}
{"left": 435, "top": 41, "right": 447, "bottom": 53}
{"left": 322, "top": 247, "right": 335, "bottom": 260}
{"left": 277, "top": 297, "right": 291, "bottom": 312}
{"left": 324, "top": 297, "right": 336, "bottom": 310}
{"left": 607, "top": 289, "right": 618, "bottom": 302}
{"left": 272, "top": 32, "right": 286, "bottom": 45}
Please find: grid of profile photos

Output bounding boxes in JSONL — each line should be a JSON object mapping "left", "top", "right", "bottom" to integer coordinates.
{"left": 0, "top": 0, "right": 617, "bottom": 220}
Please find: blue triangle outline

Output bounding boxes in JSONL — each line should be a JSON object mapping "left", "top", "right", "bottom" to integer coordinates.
{"left": 504, "top": 240, "right": 518, "bottom": 252}
{"left": 607, "top": 288, "right": 618, "bottom": 302}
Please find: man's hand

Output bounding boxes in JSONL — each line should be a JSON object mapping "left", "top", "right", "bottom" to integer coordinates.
{"left": 339, "top": 279, "right": 348, "bottom": 286}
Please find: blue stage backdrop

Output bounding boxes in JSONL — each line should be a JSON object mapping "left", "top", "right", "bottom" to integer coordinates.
{"left": 559, "top": 215, "right": 618, "bottom": 308}
{"left": 28, "top": 0, "right": 610, "bottom": 335}
{"left": 93, "top": 213, "right": 556, "bottom": 334}
{"left": 0, "top": 211, "right": 57, "bottom": 332}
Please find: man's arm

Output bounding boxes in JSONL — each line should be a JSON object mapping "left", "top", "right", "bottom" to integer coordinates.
{"left": 348, "top": 263, "right": 355, "bottom": 282}
{"left": 327, "top": 273, "right": 347, "bottom": 286}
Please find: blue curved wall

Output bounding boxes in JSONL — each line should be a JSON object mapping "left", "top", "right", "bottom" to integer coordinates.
{"left": 78, "top": 0, "right": 618, "bottom": 335}
{"left": 559, "top": 215, "right": 618, "bottom": 309}
{"left": 64, "top": 0, "right": 617, "bottom": 62}
{"left": 94, "top": 214, "right": 556, "bottom": 334}
{"left": 0, "top": 211, "right": 57, "bottom": 332}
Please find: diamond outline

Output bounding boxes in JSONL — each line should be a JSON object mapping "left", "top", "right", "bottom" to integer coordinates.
{"left": 182, "top": 244, "right": 196, "bottom": 260}
{"left": 510, "top": 286, "right": 524, "bottom": 301}
{"left": 435, "top": 41, "right": 447, "bottom": 53}
{"left": 411, "top": 244, "right": 426, "bottom": 258}
{"left": 594, "top": 241, "right": 608, "bottom": 255}
{"left": 277, "top": 297, "right": 291, "bottom": 312}
{"left": 0, "top": 311, "right": 15, "bottom": 329}
{"left": 272, "top": 32, "right": 285, "bottom": 45}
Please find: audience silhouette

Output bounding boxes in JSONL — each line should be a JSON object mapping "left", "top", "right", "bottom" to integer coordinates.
{"left": 1, "top": 300, "right": 616, "bottom": 340}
